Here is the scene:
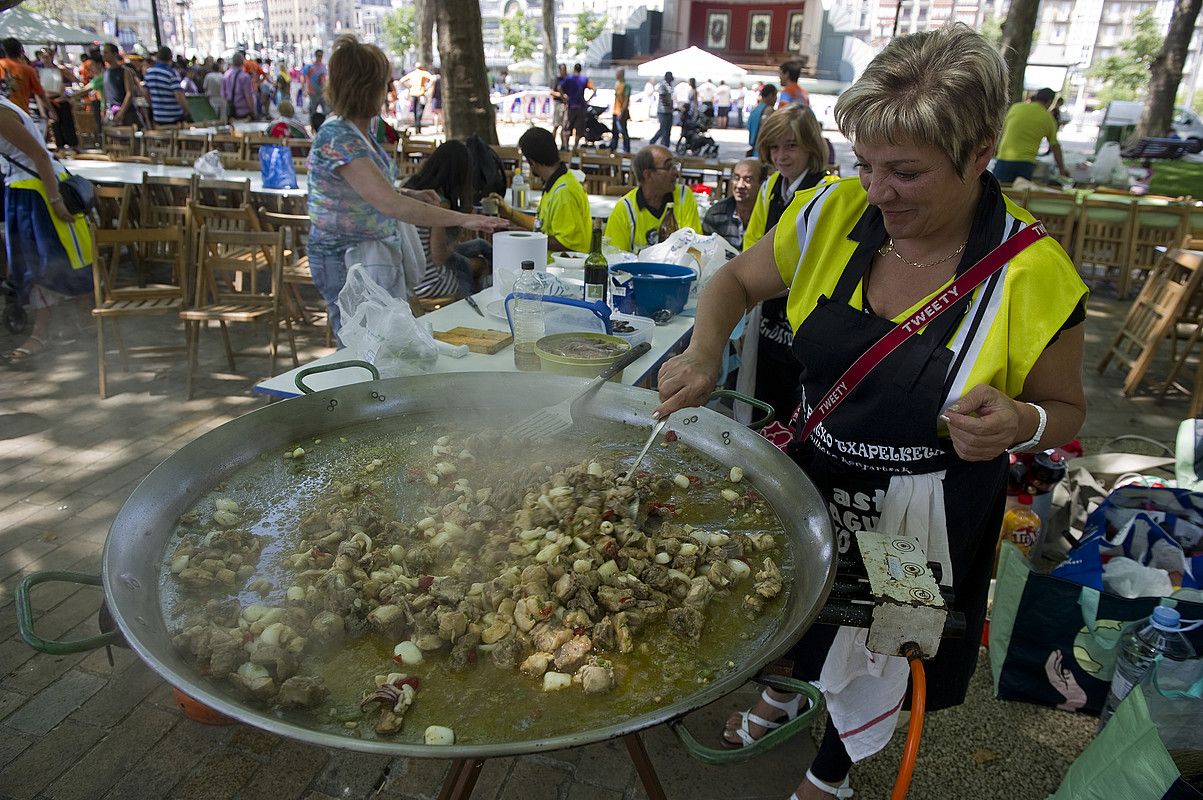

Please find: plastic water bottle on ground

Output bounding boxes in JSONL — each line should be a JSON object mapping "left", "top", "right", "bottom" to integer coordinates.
{"left": 1098, "top": 606, "right": 1197, "bottom": 728}
{"left": 511, "top": 260, "right": 543, "bottom": 371}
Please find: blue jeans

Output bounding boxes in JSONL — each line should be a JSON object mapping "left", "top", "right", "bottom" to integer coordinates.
{"left": 992, "top": 160, "right": 1035, "bottom": 184}
{"left": 651, "top": 112, "right": 673, "bottom": 146}
{"left": 308, "top": 246, "right": 347, "bottom": 339}
{"left": 609, "top": 114, "right": 630, "bottom": 152}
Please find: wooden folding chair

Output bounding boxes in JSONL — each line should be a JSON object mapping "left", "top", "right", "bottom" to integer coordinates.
{"left": 1072, "top": 199, "right": 1136, "bottom": 297}
{"left": 174, "top": 131, "right": 211, "bottom": 162}
{"left": 1025, "top": 189, "right": 1077, "bottom": 252}
{"left": 103, "top": 126, "right": 138, "bottom": 157}
{"left": 1127, "top": 205, "right": 1189, "bottom": 298}
{"left": 71, "top": 152, "right": 114, "bottom": 162}
{"left": 1001, "top": 185, "right": 1030, "bottom": 209}
{"left": 257, "top": 207, "right": 324, "bottom": 333}
{"left": 141, "top": 128, "right": 176, "bottom": 162}
{"left": 1098, "top": 246, "right": 1203, "bottom": 396}
{"left": 209, "top": 133, "right": 246, "bottom": 159}
{"left": 91, "top": 226, "right": 188, "bottom": 398}
{"left": 92, "top": 184, "right": 134, "bottom": 231}
{"left": 583, "top": 173, "right": 618, "bottom": 195}
{"left": 192, "top": 176, "right": 252, "bottom": 209}
{"left": 179, "top": 227, "right": 297, "bottom": 399}
{"left": 138, "top": 173, "right": 194, "bottom": 285}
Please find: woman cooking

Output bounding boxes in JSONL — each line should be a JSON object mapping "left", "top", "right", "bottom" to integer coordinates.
{"left": 744, "top": 104, "right": 838, "bottom": 423}
{"left": 306, "top": 35, "right": 507, "bottom": 336}
{"left": 656, "top": 25, "right": 1086, "bottom": 800}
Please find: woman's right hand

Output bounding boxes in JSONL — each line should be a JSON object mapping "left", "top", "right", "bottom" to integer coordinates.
{"left": 485, "top": 192, "right": 510, "bottom": 219}
{"left": 655, "top": 349, "right": 721, "bottom": 418}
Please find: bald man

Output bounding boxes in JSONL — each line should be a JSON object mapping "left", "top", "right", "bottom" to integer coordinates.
{"left": 702, "top": 158, "right": 765, "bottom": 250}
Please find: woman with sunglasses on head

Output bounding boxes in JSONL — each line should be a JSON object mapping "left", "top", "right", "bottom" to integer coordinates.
{"left": 656, "top": 25, "right": 1086, "bottom": 799}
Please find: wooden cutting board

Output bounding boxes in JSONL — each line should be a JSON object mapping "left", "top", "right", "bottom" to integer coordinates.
{"left": 433, "top": 327, "right": 513, "bottom": 354}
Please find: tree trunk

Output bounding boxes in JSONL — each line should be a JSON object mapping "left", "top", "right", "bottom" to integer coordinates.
{"left": 1000, "top": 0, "right": 1041, "bottom": 103}
{"left": 1137, "top": 0, "right": 1202, "bottom": 139}
{"left": 415, "top": 0, "right": 436, "bottom": 68}
{"left": 542, "top": 0, "right": 557, "bottom": 87}
{"left": 435, "top": 0, "right": 497, "bottom": 143}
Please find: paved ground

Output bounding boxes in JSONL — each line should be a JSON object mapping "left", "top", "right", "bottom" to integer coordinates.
{"left": 0, "top": 151, "right": 1194, "bottom": 799}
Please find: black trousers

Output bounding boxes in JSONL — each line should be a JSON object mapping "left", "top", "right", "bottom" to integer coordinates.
{"left": 48, "top": 98, "right": 78, "bottom": 149}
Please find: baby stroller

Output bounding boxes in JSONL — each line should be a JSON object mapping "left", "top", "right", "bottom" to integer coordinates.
{"left": 676, "top": 107, "right": 719, "bottom": 157}
{"left": 579, "top": 105, "right": 611, "bottom": 146}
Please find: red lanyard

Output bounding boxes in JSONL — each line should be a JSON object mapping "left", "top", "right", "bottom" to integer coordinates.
{"left": 796, "top": 222, "right": 1048, "bottom": 443}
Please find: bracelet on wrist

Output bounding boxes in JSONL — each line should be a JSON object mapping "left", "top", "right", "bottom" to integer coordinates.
{"left": 1007, "top": 402, "right": 1047, "bottom": 454}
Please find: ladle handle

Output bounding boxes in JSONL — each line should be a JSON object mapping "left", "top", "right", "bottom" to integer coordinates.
{"left": 668, "top": 676, "right": 824, "bottom": 765}
{"left": 708, "top": 390, "right": 775, "bottom": 431}
{"left": 16, "top": 571, "right": 123, "bottom": 654}
{"left": 294, "top": 360, "right": 380, "bottom": 394}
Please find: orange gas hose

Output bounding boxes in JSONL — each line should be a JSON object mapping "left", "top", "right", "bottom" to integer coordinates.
{"left": 891, "top": 646, "right": 926, "bottom": 800}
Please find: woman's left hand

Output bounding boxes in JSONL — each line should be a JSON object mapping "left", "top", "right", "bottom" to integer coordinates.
{"left": 462, "top": 215, "right": 510, "bottom": 234}
{"left": 942, "top": 384, "right": 1022, "bottom": 461}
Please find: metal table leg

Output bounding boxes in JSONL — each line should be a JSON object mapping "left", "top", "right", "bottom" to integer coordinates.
{"left": 623, "top": 732, "right": 668, "bottom": 800}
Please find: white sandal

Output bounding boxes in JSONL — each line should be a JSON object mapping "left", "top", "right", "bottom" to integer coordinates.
{"left": 786, "top": 769, "right": 854, "bottom": 799}
{"left": 722, "top": 688, "right": 805, "bottom": 748}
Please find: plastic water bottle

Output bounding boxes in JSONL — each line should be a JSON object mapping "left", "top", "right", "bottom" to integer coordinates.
{"left": 511, "top": 260, "right": 544, "bottom": 371}
{"left": 1098, "top": 607, "right": 1197, "bottom": 728}
{"left": 511, "top": 167, "right": 528, "bottom": 211}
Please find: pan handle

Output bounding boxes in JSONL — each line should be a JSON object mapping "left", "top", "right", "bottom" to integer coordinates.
{"left": 294, "top": 360, "right": 380, "bottom": 394}
{"left": 667, "top": 676, "right": 824, "bottom": 765}
{"left": 16, "top": 571, "right": 123, "bottom": 655}
{"left": 707, "top": 390, "right": 775, "bottom": 431}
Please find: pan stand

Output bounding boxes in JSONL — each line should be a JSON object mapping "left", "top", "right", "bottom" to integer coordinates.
{"left": 436, "top": 732, "right": 668, "bottom": 800}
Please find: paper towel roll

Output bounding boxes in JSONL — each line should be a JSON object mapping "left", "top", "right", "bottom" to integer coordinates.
{"left": 492, "top": 231, "right": 548, "bottom": 300}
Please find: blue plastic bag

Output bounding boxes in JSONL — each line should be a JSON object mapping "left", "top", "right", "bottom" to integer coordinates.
{"left": 259, "top": 144, "right": 298, "bottom": 190}
{"left": 1052, "top": 486, "right": 1203, "bottom": 590}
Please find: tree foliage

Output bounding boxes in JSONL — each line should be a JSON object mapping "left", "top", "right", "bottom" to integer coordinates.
{"left": 500, "top": 12, "right": 538, "bottom": 61}
{"left": 24, "top": 0, "right": 114, "bottom": 30}
{"left": 980, "top": 15, "right": 1003, "bottom": 49}
{"left": 382, "top": 6, "right": 418, "bottom": 61}
{"left": 571, "top": 10, "right": 607, "bottom": 54}
{"left": 1088, "top": 11, "right": 1163, "bottom": 104}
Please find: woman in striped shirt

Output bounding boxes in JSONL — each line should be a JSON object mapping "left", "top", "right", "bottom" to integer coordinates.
{"left": 403, "top": 141, "right": 487, "bottom": 300}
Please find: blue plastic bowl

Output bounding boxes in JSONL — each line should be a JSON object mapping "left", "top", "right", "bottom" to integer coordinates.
{"left": 609, "top": 262, "right": 697, "bottom": 318}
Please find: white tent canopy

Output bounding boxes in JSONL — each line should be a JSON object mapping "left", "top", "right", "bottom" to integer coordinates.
{"left": 636, "top": 47, "right": 747, "bottom": 82}
{"left": 0, "top": 6, "right": 98, "bottom": 45}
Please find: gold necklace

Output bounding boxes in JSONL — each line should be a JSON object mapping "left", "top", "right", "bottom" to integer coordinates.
{"left": 878, "top": 238, "right": 968, "bottom": 269}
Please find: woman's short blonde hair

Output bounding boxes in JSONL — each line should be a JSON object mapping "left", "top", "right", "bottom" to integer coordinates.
{"left": 327, "top": 34, "right": 390, "bottom": 119}
{"left": 834, "top": 23, "right": 1008, "bottom": 176}
{"left": 755, "top": 105, "right": 828, "bottom": 175}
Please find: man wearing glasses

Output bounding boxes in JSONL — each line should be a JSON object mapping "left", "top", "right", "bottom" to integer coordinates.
{"left": 605, "top": 145, "right": 703, "bottom": 252}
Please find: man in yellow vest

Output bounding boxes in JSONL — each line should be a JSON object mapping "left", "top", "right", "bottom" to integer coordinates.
{"left": 604, "top": 145, "right": 702, "bottom": 252}
{"left": 993, "top": 88, "right": 1068, "bottom": 183}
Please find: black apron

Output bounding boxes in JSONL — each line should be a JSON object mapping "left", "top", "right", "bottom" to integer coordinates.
{"left": 782, "top": 193, "right": 1010, "bottom": 711}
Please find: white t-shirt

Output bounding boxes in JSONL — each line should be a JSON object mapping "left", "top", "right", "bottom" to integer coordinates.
{"left": 0, "top": 96, "right": 61, "bottom": 178}
{"left": 203, "top": 70, "right": 224, "bottom": 99}
{"left": 715, "top": 84, "right": 732, "bottom": 106}
{"left": 697, "top": 81, "right": 716, "bottom": 103}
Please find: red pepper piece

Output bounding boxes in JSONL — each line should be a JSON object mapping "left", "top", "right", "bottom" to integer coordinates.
{"left": 687, "top": 475, "right": 701, "bottom": 486}
{"left": 664, "top": 430, "right": 678, "bottom": 442}
{"left": 417, "top": 575, "right": 434, "bottom": 592}
{"left": 393, "top": 676, "right": 420, "bottom": 690}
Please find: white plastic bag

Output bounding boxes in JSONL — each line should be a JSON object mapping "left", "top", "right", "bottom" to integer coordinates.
{"left": 1089, "top": 142, "right": 1129, "bottom": 187}
{"left": 637, "top": 228, "right": 736, "bottom": 290}
{"left": 194, "top": 150, "right": 226, "bottom": 178}
{"left": 1102, "top": 556, "right": 1174, "bottom": 599}
{"left": 336, "top": 264, "right": 439, "bottom": 378}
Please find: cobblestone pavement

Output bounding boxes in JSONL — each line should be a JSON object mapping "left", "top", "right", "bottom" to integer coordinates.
{"left": 0, "top": 265, "right": 1191, "bottom": 799}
